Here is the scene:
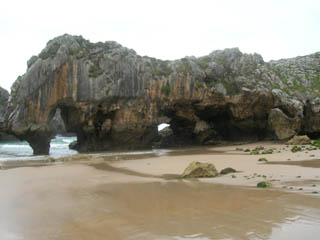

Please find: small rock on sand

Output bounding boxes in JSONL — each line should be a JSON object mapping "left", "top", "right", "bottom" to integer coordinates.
{"left": 182, "top": 161, "right": 218, "bottom": 178}
{"left": 220, "top": 167, "right": 236, "bottom": 175}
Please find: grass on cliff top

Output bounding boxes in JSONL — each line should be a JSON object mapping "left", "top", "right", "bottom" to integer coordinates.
{"left": 272, "top": 68, "right": 320, "bottom": 97}
{"left": 176, "top": 58, "right": 193, "bottom": 74}
{"left": 197, "top": 56, "right": 211, "bottom": 70}
{"left": 152, "top": 62, "right": 173, "bottom": 77}
{"left": 39, "top": 42, "right": 61, "bottom": 59}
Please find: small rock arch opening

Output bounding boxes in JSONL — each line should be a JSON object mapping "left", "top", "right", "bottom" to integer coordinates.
{"left": 50, "top": 108, "right": 67, "bottom": 136}
{"left": 158, "top": 123, "right": 170, "bottom": 132}
{"left": 152, "top": 118, "right": 174, "bottom": 148}
{"left": 48, "top": 105, "right": 80, "bottom": 154}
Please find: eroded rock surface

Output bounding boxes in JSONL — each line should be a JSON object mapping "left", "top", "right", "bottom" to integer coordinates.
{"left": 49, "top": 108, "right": 66, "bottom": 135}
{"left": 4, "top": 34, "right": 320, "bottom": 154}
{"left": 0, "top": 87, "right": 16, "bottom": 141}
{"left": 0, "top": 87, "right": 8, "bottom": 121}
{"left": 0, "top": 87, "right": 9, "bottom": 133}
{"left": 182, "top": 161, "right": 219, "bottom": 178}
{"left": 286, "top": 135, "right": 311, "bottom": 145}
{"left": 268, "top": 108, "right": 301, "bottom": 140}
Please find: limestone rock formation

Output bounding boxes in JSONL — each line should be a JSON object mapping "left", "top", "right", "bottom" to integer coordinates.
{"left": 286, "top": 135, "right": 311, "bottom": 145}
{"left": 4, "top": 34, "right": 320, "bottom": 154}
{"left": 0, "top": 87, "right": 9, "bottom": 131}
{"left": 49, "top": 108, "right": 66, "bottom": 135}
{"left": 0, "top": 87, "right": 16, "bottom": 141}
{"left": 0, "top": 87, "right": 8, "bottom": 118}
{"left": 268, "top": 108, "right": 301, "bottom": 140}
{"left": 181, "top": 161, "right": 219, "bottom": 178}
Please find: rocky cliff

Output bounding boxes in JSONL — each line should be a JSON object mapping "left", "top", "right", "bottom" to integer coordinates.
{"left": 5, "top": 34, "right": 320, "bottom": 154}
{"left": 0, "top": 87, "right": 9, "bottom": 127}
{"left": 0, "top": 87, "right": 14, "bottom": 141}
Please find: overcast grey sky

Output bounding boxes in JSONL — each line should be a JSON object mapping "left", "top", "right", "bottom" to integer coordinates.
{"left": 1, "top": 0, "right": 319, "bottom": 91}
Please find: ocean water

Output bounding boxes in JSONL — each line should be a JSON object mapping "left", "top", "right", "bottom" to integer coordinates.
{"left": 0, "top": 135, "right": 173, "bottom": 162}
{"left": 0, "top": 135, "right": 77, "bottom": 161}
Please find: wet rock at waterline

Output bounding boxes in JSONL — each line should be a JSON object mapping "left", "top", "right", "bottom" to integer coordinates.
{"left": 4, "top": 34, "right": 320, "bottom": 154}
{"left": 181, "top": 161, "right": 219, "bottom": 178}
{"left": 69, "top": 141, "right": 78, "bottom": 150}
{"left": 153, "top": 126, "right": 174, "bottom": 148}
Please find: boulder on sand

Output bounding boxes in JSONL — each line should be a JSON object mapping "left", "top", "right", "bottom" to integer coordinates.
{"left": 286, "top": 135, "right": 311, "bottom": 145}
{"left": 220, "top": 167, "right": 236, "bottom": 175}
{"left": 181, "top": 161, "right": 219, "bottom": 178}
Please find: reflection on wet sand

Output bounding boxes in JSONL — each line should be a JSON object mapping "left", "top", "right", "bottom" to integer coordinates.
{"left": 267, "top": 159, "right": 320, "bottom": 168}
{"left": 0, "top": 146, "right": 241, "bottom": 170}
{"left": 0, "top": 164, "right": 319, "bottom": 240}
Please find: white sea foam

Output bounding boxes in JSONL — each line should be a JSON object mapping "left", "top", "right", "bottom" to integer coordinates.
{"left": 0, "top": 136, "right": 77, "bottom": 161}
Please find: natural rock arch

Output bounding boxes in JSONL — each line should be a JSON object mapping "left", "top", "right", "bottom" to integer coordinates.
{"left": 4, "top": 34, "right": 320, "bottom": 155}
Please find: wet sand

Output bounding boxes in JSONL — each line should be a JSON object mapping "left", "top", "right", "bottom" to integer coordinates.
{"left": 105, "top": 142, "right": 320, "bottom": 194}
{"left": 267, "top": 159, "right": 320, "bottom": 168}
{"left": 1, "top": 142, "right": 320, "bottom": 239}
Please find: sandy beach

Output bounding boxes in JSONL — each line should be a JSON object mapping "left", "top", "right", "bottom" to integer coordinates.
{"left": 0, "top": 141, "right": 320, "bottom": 239}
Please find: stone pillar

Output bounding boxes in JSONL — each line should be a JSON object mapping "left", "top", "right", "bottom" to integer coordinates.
{"left": 27, "top": 135, "right": 51, "bottom": 155}
{"left": 23, "top": 124, "right": 53, "bottom": 155}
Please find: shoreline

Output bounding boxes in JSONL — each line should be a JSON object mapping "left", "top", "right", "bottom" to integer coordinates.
{"left": 1, "top": 141, "right": 320, "bottom": 195}
{"left": 1, "top": 141, "right": 320, "bottom": 239}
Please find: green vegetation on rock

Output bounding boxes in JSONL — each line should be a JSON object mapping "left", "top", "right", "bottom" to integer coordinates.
{"left": 161, "top": 84, "right": 171, "bottom": 96}
{"left": 39, "top": 42, "right": 61, "bottom": 59}
{"left": 196, "top": 82, "right": 204, "bottom": 88}
{"left": 88, "top": 65, "right": 104, "bottom": 78}
{"left": 197, "top": 56, "right": 211, "bottom": 69}
{"left": 223, "top": 81, "right": 239, "bottom": 95}
{"left": 152, "top": 61, "right": 173, "bottom": 77}
{"left": 176, "top": 58, "right": 193, "bottom": 74}
{"left": 69, "top": 48, "right": 81, "bottom": 55}
{"left": 206, "top": 82, "right": 215, "bottom": 88}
